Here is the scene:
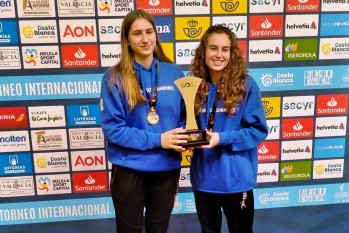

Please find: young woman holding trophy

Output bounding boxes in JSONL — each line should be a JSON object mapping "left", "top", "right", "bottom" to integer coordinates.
{"left": 100, "top": 9, "right": 188, "bottom": 233}
{"left": 189, "top": 24, "right": 269, "bottom": 233}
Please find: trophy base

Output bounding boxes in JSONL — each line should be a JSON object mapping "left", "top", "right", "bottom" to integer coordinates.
{"left": 182, "top": 129, "right": 209, "bottom": 148}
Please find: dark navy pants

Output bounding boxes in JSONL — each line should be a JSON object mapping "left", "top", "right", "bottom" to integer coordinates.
{"left": 110, "top": 165, "right": 180, "bottom": 233}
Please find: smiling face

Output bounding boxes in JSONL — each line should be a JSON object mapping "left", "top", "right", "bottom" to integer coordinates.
{"left": 204, "top": 33, "right": 231, "bottom": 84}
{"left": 128, "top": 18, "right": 157, "bottom": 67}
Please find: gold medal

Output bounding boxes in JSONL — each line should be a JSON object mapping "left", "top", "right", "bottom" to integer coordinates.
{"left": 147, "top": 111, "right": 159, "bottom": 125}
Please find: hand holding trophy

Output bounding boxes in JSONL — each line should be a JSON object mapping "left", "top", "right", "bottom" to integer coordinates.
{"left": 175, "top": 76, "right": 209, "bottom": 147}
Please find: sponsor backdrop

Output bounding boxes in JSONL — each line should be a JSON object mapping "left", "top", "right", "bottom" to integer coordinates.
{"left": 1, "top": 0, "right": 349, "bottom": 232}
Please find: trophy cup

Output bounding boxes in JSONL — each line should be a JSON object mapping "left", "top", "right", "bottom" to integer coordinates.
{"left": 175, "top": 76, "right": 209, "bottom": 147}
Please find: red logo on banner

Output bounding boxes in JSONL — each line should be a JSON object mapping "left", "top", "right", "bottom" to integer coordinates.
{"left": 282, "top": 118, "right": 314, "bottom": 139}
{"left": 238, "top": 40, "right": 247, "bottom": 61}
{"left": 72, "top": 172, "right": 108, "bottom": 193}
{"left": 316, "top": 94, "right": 348, "bottom": 116}
{"left": 0, "top": 107, "right": 27, "bottom": 129}
{"left": 249, "top": 15, "right": 283, "bottom": 38}
{"left": 136, "top": 0, "right": 172, "bottom": 15}
{"left": 286, "top": 0, "right": 320, "bottom": 13}
{"left": 258, "top": 141, "right": 280, "bottom": 162}
{"left": 61, "top": 44, "right": 99, "bottom": 68}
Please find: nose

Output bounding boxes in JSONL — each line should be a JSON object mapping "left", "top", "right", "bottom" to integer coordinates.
{"left": 141, "top": 32, "right": 148, "bottom": 42}
{"left": 215, "top": 49, "right": 223, "bottom": 57}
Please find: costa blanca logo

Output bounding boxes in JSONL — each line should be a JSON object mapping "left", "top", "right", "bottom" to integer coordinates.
{"left": 260, "top": 72, "right": 294, "bottom": 87}
{"left": 321, "top": 43, "right": 332, "bottom": 55}
{"left": 258, "top": 191, "right": 290, "bottom": 205}
{"left": 34, "top": 152, "right": 69, "bottom": 173}
{"left": 319, "top": 38, "right": 349, "bottom": 59}
{"left": 19, "top": 20, "right": 58, "bottom": 43}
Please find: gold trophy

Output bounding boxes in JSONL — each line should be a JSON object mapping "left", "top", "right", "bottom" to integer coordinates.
{"left": 175, "top": 76, "right": 209, "bottom": 147}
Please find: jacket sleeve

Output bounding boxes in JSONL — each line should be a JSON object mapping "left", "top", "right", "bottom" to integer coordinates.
{"left": 100, "top": 75, "right": 161, "bottom": 151}
{"left": 218, "top": 79, "right": 268, "bottom": 151}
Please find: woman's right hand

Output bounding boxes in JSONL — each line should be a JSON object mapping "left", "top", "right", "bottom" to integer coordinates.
{"left": 161, "top": 127, "right": 188, "bottom": 152}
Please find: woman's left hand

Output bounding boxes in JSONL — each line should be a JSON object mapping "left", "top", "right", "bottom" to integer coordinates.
{"left": 201, "top": 129, "right": 220, "bottom": 148}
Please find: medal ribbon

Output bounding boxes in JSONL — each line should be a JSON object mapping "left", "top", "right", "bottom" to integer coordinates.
{"left": 207, "top": 87, "right": 220, "bottom": 132}
{"left": 135, "top": 59, "right": 159, "bottom": 115}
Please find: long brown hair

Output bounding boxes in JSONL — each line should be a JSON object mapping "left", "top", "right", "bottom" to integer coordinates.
{"left": 190, "top": 24, "right": 248, "bottom": 116}
{"left": 108, "top": 9, "right": 172, "bottom": 111}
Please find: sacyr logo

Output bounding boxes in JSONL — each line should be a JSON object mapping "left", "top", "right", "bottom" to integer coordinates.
{"left": 183, "top": 19, "right": 202, "bottom": 38}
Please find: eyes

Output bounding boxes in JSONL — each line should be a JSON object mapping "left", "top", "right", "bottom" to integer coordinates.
{"left": 208, "top": 46, "right": 230, "bottom": 53}
{"left": 131, "top": 29, "right": 155, "bottom": 36}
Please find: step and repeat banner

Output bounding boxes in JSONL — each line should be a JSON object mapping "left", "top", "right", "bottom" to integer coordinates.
{"left": 1, "top": 0, "right": 349, "bottom": 232}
